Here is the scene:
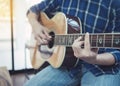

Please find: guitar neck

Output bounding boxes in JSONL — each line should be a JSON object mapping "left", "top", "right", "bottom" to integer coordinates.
{"left": 54, "top": 33, "right": 120, "bottom": 48}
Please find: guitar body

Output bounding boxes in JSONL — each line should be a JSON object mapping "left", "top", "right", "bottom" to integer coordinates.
{"left": 28, "top": 12, "right": 120, "bottom": 69}
{"left": 29, "top": 12, "right": 82, "bottom": 69}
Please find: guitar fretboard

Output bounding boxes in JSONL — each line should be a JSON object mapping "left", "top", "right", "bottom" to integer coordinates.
{"left": 54, "top": 33, "right": 120, "bottom": 48}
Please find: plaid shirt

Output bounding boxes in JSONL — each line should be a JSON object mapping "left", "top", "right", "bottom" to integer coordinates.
{"left": 29, "top": 0, "right": 120, "bottom": 76}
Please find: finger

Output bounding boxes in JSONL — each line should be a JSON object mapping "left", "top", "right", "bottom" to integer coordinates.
{"left": 75, "top": 36, "right": 82, "bottom": 42}
{"left": 34, "top": 34, "right": 44, "bottom": 42}
{"left": 39, "top": 33, "right": 45, "bottom": 39}
{"left": 80, "top": 41, "right": 84, "bottom": 48}
{"left": 41, "top": 39, "right": 49, "bottom": 44}
{"left": 72, "top": 45, "right": 80, "bottom": 57}
{"left": 39, "top": 32, "right": 51, "bottom": 44}
{"left": 72, "top": 41, "right": 83, "bottom": 52}
{"left": 35, "top": 35, "right": 48, "bottom": 45}
{"left": 43, "top": 29, "right": 51, "bottom": 40}
{"left": 73, "top": 38, "right": 84, "bottom": 48}
{"left": 39, "top": 39, "right": 48, "bottom": 45}
{"left": 84, "top": 32, "right": 90, "bottom": 50}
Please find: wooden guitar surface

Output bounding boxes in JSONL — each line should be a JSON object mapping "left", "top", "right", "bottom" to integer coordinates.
{"left": 28, "top": 12, "right": 81, "bottom": 69}
{"left": 28, "top": 12, "right": 120, "bottom": 69}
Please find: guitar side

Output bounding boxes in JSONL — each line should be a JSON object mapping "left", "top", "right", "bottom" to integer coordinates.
{"left": 29, "top": 12, "right": 67, "bottom": 69}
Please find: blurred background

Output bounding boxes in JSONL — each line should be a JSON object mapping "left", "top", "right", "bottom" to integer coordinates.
{"left": 0, "top": 0, "right": 43, "bottom": 71}
{"left": 0, "top": 0, "right": 43, "bottom": 86}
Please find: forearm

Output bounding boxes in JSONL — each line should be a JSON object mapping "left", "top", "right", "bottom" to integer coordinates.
{"left": 81, "top": 52, "right": 115, "bottom": 66}
{"left": 27, "top": 11, "right": 41, "bottom": 29}
{"left": 95, "top": 53, "right": 115, "bottom": 65}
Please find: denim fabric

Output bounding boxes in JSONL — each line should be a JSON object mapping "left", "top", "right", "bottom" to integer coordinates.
{"left": 24, "top": 66, "right": 81, "bottom": 86}
{"left": 81, "top": 65, "right": 120, "bottom": 86}
{"left": 24, "top": 65, "right": 120, "bottom": 86}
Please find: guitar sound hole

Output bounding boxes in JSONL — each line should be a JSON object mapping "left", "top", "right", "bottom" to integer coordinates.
{"left": 48, "top": 31, "right": 55, "bottom": 48}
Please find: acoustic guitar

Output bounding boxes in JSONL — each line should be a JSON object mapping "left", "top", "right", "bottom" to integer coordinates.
{"left": 28, "top": 12, "right": 120, "bottom": 69}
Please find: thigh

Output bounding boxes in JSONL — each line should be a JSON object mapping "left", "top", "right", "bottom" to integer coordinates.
{"left": 24, "top": 66, "right": 80, "bottom": 86}
{"left": 81, "top": 69, "right": 120, "bottom": 86}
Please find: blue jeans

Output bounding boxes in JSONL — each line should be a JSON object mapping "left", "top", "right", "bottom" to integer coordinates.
{"left": 24, "top": 66, "right": 120, "bottom": 86}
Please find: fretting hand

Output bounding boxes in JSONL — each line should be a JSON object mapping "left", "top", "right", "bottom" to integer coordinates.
{"left": 72, "top": 32, "right": 98, "bottom": 64}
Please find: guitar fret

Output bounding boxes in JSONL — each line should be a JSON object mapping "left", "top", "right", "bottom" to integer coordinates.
{"left": 68, "top": 35, "right": 70, "bottom": 45}
{"left": 54, "top": 35, "right": 57, "bottom": 45}
{"left": 96, "top": 34, "right": 98, "bottom": 47}
{"left": 67, "top": 35, "right": 70, "bottom": 46}
{"left": 97, "top": 34, "right": 104, "bottom": 47}
{"left": 111, "top": 34, "right": 113, "bottom": 47}
{"left": 91, "top": 35, "right": 97, "bottom": 47}
{"left": 70, "top": 35, "right": 73, "bottom": 45}
{"left": 73, "top": 34, "right": 75, "bottom": 42}
{"left": 54, "top": 33, "right": 120, "bottom": 49}
{"left": 62, "top": 35, "right": 64, "bottom": 45}
{"left": 64, "top": 35, "right": 67, "bottom": 46}
{"left": 105, "top": 34, "right": 112, "bottom": 47}
{"left": 65, "top": 35, "right": 68, "bottom": 45}
{"left": 113, "top": 34, "right": 120, "bottom": 47}
{"left": 109, "top": 34, "right": 112, "bottom": 47}
{"left": 58, "top": 36, "right": 61, "bottom": 44}
{"left": 71, "top": 35, "right": 74, "bottom": 45}
{"left": 103, "top": 34, "right": 105, "bottom": 48}
{"left": 75, "top": 35, "right": 77, "bottom": 40}
{"left": 90, "top": 35, "right": 92, "bottom": 47}
{"left": 64, "top": 35, "right": 67, "bottom": 45}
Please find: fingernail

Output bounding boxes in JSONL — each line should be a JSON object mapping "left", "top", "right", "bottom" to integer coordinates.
{"left": 86, "top": 32, "right": 89, "bottom": 35}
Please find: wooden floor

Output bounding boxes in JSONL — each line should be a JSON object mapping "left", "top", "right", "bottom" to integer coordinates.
{"left": 11, "top": 73, "right": 34, "bottom": 86}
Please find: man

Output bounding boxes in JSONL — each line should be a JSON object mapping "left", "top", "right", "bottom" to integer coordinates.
{"left": 25, "top": 0, "right": 120, "bottom": 86}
